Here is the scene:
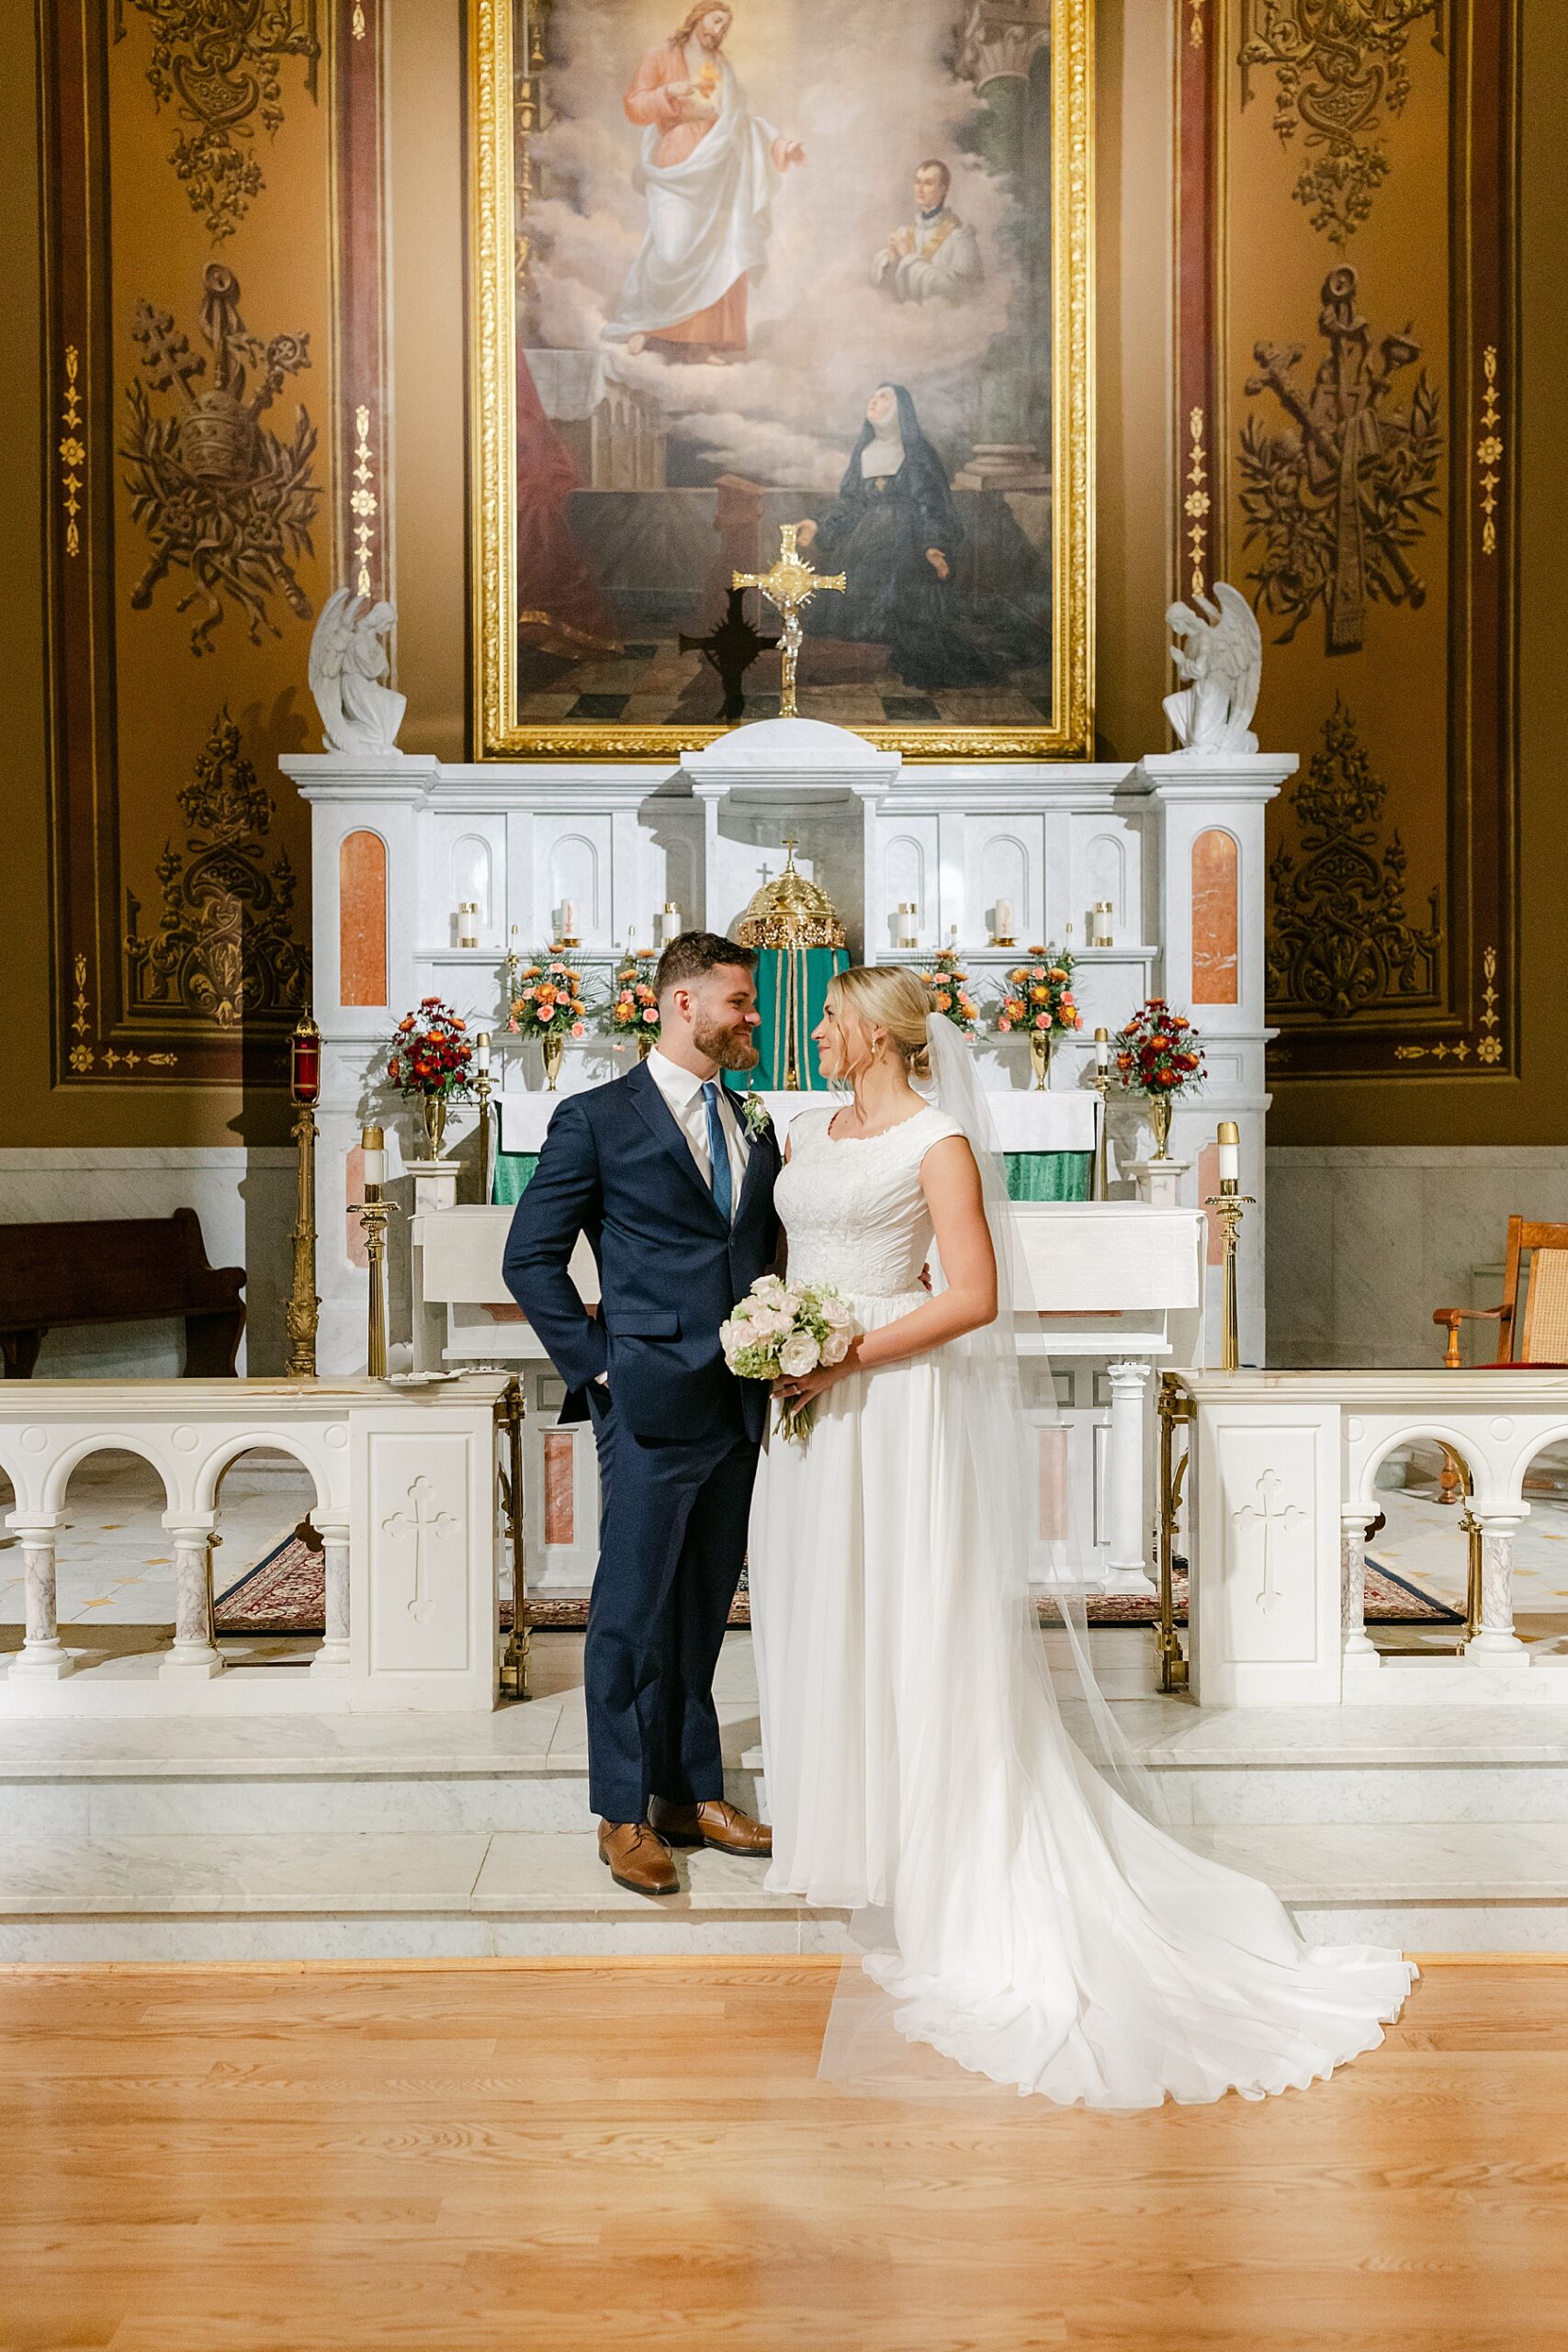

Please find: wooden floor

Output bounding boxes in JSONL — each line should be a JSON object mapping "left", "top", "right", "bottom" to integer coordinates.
{"left": 3, "top": 1959, "right": 1567, "bottom": 2352}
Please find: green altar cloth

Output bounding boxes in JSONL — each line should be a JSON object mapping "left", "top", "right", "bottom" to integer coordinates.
{"left": 753, "top": 944, "right": 850, "bottom": 1091}
{"left": 491, "top": 1147, "right": 1090, "bottom": 1205}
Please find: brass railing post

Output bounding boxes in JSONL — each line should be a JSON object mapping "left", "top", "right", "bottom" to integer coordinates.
{"left": 498, "top": 1375, "right": 531, "bottom": 1701}
{"left": 1156, "top": 1374, "right": 1193, "bottom": 1693}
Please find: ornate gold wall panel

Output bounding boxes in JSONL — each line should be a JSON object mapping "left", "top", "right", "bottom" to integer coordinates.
{"left": 40, "top": 0, "right": 388, "bottom": 1091}
{"left": 1178, "top": 0, "right": 1517, "bottom": 1082}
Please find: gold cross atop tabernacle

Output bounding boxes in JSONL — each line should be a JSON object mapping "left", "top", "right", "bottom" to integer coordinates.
{"left": 732, "top": 525, "right": 846, "bottom": 719}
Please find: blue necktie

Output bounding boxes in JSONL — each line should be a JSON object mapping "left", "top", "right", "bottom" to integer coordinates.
{"left": 702, "top": 1080, "right": 733, "bottom": 1223}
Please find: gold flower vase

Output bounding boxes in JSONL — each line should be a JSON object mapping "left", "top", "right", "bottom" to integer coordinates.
{"left": 1028, "top": 1029, "right": 1052, "bottom": 1091}
{"left": 421, "top": 1093, "right": 448, "bottom": 1161}
{"left": 1146, "top": 1092, "right": 1173, "bottom": 1160}
{"left": 540, "top": 1030, "right": 565, "bottom": 1091}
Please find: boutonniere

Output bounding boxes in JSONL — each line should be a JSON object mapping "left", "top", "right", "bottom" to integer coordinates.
{"left": 739, "top": 1092, "right": 773, "bottom": 1142}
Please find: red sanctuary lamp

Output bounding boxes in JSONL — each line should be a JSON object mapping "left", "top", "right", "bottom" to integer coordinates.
{"left": 286, "top": 1012, "right": 321, "bottom": 1376}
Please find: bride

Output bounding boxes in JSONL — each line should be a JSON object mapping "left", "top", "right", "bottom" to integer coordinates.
{"left": 748, "top": 965, "right": 1415, "bottom": 2108}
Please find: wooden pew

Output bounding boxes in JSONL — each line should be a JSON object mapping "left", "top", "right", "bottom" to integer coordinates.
{"left": 0, "top": 1207, "right": 246, "bottom": 1377}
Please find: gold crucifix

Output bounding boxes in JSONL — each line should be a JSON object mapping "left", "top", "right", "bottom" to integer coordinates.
{"left": 732, "top": 525, "right": 846, "bottom": 719}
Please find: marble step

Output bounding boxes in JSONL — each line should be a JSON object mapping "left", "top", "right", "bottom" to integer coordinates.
{"left": 5, "top": 1699, "right": 1568, "bottom": 1838}
{"left": 3, "top": 1822, "right": 1568, "bottom": 1963}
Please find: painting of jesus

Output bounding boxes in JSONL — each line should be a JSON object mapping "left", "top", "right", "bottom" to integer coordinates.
{"left": 606, "top": 4, "right": 807, "bottom": 361}
{"left": 472, "top": 0, "right": 1092, "bottom": 757}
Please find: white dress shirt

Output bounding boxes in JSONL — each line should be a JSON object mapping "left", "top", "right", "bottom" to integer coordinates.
{"left": 646, "top": 1046, "right": 750, "bottom": 1217}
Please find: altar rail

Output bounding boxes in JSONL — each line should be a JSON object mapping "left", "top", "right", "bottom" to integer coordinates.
{"left": 1163, "top": 1368, "right": 1568, "bottom": 1706}
{"left": 0, "top": 1377, "right": 513, "bottom": 1716}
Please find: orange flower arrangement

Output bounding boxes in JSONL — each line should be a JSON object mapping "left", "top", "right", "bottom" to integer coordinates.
{"left": 995, "top": 945, "right": 1082, "bottom": 1040}
{"left": 603, "top": 955, "right": 661, "bottom": 1050}
{"left": 508, "top": 952, "right": 589, "bottom": 1045}
{"left": 920, "top": 946, "right": 981, "bottom": 1037}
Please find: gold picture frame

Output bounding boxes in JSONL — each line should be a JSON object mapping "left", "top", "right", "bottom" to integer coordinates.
{"left": 470, "top": 0, "right": 1094, "bottom": 759}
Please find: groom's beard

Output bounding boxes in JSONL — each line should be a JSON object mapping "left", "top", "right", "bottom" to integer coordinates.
{"left": 694, "top": 1018, "right": 760, "bottom": 1072}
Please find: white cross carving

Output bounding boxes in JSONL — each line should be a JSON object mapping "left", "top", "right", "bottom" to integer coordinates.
{"left": 381, "top": 1475, "right": 457, "bottom": 1624}
{"left": 1233, "top": 1468, "right": 1303, "bottom": 1617}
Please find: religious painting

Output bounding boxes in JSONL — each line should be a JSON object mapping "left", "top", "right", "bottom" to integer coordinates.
{"left": 470, "top": 0, "right": 1093, "bottom": 758}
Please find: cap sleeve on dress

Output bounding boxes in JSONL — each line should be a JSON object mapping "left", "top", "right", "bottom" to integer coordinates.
{"left": 914, "top": 1108, "right": 968, "bottom": 1157}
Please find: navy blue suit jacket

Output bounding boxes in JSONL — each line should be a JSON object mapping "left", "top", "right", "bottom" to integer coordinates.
{"left": 502, "top": 1059, "right": 782, "bottom": 1446}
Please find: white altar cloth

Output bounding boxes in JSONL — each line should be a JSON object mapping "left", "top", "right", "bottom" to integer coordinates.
{"left": 497, "top": 1087, "right": 1098, "bottom": 1156}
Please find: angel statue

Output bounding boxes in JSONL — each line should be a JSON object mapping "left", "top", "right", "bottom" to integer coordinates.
{"left": 309, "top": 589, "right": 407, "bottom": 756}
{"left": 1163, "top": 582, "right": 1262, "bottom": 757}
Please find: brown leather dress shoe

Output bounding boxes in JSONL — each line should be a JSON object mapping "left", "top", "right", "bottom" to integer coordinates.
{"left": 648, "top": 1796, "right": 773, "bottom": 1858}
{"left": 598, "top": 1819, "right": 679, "bottom": 1897}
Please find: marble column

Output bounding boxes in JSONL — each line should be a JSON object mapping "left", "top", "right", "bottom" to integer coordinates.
{"left": 1465, "top": 1510, "right": 1530, "bottom": 1666}
{"left": 310, "top": 1516, "right": 351, "bottom": 1677}
{"left": 1340, "top": 1510, "right": 1376, "bottom": 1657}
{"left": 1103, "top": 1359, "right": 1156, "bottom": 1596}
{"left": 159, "top": 1519, "right": 224, "bottom": 1679}
{"left": 9, "top": 1519, "right": 73, "bottom": 1679}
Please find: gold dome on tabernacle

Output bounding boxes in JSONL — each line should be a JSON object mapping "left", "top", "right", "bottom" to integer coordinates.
{"left": 735, "top": 839, "right": 846, "bottom": 950}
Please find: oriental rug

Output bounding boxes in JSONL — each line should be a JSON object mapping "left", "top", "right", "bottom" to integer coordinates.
{"left": 215, "top": 1542, "right": 1461, "bottom": 1637}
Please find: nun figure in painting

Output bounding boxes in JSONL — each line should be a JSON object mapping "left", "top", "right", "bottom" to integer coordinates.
{"left": 794, "top": 384, "right": 1037, "bottom": 694}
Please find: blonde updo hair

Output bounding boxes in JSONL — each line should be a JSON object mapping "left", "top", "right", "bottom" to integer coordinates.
{"left": 825, "top": 964, "right": 933, "bottom": 1082}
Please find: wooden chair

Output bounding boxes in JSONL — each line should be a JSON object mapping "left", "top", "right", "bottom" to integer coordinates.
{"left": 1433, "top": 1217, "right": 1568, "bottom": 1368}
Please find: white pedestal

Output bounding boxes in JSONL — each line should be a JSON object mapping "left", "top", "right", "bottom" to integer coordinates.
{"left": 1127, "top": 1158, "right": 1191, "bottom": 1209}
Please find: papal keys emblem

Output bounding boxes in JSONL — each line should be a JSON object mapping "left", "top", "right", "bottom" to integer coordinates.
{"left": 120, "top": 263, "right": 320, "bottom": 655}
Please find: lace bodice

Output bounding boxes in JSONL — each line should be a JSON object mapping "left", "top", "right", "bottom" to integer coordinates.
{"left": 775, "top": 1103, "right": 965, "bottom": 1300}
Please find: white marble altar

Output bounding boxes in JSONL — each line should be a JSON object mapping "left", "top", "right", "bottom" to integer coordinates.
{"left": 283, "top": 720, "right": 1288, "bottom": 1391}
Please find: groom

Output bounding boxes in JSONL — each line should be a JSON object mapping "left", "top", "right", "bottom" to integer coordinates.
{"left": 503, "top": 933, "right": 781, "bottom": 1896}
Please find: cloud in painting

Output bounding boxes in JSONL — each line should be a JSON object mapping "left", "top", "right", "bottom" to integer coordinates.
{"left": 524, "top": 0, "right": 1035, "bottom": 486}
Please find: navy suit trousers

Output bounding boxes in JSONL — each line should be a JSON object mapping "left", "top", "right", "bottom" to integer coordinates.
{"left": 583, "top": 1383, "right": 760, "bottom": 1823}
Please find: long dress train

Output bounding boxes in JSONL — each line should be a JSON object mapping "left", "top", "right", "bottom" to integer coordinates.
{"left": 749, "top": 1104, "right": 1415, "bottom": 2109}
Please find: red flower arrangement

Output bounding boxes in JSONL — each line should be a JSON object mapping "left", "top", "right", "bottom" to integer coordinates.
{"left": 995, "top": 945, "right": 1082, "bottom": 1039}
{"left": 386, "top": 997, "right": 476, "bottom": 1101}
{"left": 1111, "top": 999, "right": 1206, "bottom": 1098}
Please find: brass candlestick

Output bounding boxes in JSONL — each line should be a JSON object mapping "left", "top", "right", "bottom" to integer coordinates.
{"left": 284, "top": 1011, "right": 321, "bottom": 1378}
{"left": 1090, "top": 1028, "right": 1111, "bottom": 1202}
{"left": 1204, "top": 1123, "right": 1254, "bottom": 1372}
{"left": 350, "top": 1125, "right": 400, "bottom": 1380}
{"left": 497, "top": 1374, "right": 531, "bottom": 1702}
{"left": 473, "top": 1036, "right": 495, "bottom": 1205}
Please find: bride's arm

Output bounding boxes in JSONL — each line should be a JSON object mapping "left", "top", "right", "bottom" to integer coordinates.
{"left": 773, "top": 1136, "right": 997, "bottom": 1403}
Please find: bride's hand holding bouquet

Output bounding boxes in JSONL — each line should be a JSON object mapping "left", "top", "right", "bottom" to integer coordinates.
{"left": 721, "top": 1274, "right": 863, "bottom": 1443}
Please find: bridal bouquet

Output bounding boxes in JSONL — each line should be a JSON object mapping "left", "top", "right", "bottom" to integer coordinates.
{"left": 721, "top": 1274, "right": 862, "bottom": 1444}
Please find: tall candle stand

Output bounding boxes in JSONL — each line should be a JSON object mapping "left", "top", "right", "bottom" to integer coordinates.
{"left": 284, "top": 1012, "right": 321, "bottom": 1378}
{"left": 350, "top": 1125, "right": 400, "bottom": 1380}
{"left": 473, "top": 1032, "right": 495, "bottom": 1204}
{"left": 1090, "top": 1026, "right": 1111, "bottom": 1202}
{"left": 1203, "top": 1120, "right": 1254, "bottom": 1372}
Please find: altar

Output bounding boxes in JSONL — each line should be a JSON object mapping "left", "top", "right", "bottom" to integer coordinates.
{"left": 283, "top": 707, "right": 1285, "bottom": 1594}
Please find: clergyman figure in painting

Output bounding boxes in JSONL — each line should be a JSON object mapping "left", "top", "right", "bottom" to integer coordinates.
{"left": 871, "top": 159, "right": 982, "bottom": 306}
{"left": 604, "top": 4, "right": 807, "bottom": 365}
{"left": 795, "top": 383, "right": 1036, "bottom": 693}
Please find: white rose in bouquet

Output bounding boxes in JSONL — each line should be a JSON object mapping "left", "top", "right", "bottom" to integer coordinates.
{"left": 778, "top": 1330, "right": 820, "bottom": 1378}
{"left": 820, "top": 1330, "right": 851, "bottom": 1366}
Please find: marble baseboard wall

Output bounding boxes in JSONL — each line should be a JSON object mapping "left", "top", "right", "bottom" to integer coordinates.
{"left": 1267, "top": 1146, "right": 1568, "bottom": 1370}
{"left": 0, "top": 1149, "right": 295, "bottom": 1377}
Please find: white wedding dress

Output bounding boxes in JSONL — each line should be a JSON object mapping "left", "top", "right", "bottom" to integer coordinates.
{"left": 749, "top": 1099, "right": 1416, "bottom": 2108}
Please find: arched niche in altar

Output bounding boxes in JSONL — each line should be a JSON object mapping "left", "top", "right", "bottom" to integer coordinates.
{"left": 450, "top": 834, "right": 493, "bottom": 942}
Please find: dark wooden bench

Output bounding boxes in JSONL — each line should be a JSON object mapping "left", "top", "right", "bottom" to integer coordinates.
{"left": 0, "top": 1207, "right": 246, "bottom": 1378}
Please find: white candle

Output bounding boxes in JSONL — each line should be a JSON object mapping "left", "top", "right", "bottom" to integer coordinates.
{"left": 457, "top": 901, "right": 479, "bottom": 949}
{"left": 560, "top": 899, "right": 575, "bottom": 934}
{"left": 361, "top": 1125, "right": 386, "bottom": 1189}
{"left": 1217, "top": 1121, "right": 1239, "bottom": 1186}
{"left": 660, "top": 901, "right": 681, "bottom": 945}
{"left": 475, "top": 1031, "right": 491, "bottom": 1076}
{"left": 1094, "top": 1026, "right": 1111, "bottom": 1072}
{"left": 995, "top": 899, "right": 1013, "bottom": 937}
